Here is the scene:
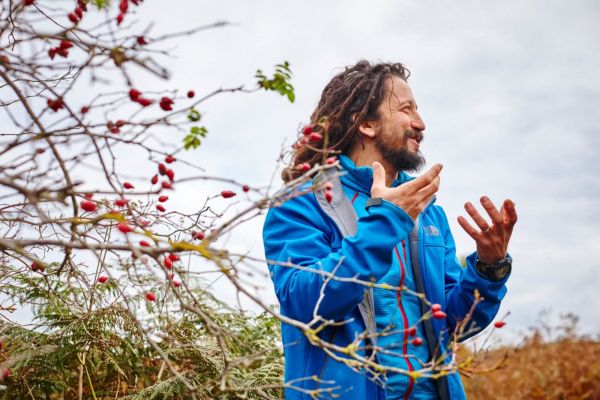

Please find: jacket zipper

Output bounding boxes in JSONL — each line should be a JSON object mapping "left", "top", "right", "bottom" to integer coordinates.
{"left": 394, "top": 243, "right": 415, "bottom": 399}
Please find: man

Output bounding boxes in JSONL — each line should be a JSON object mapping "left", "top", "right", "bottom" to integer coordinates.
{"left": 263, "top": 60, "right": 517, "bottom": 399}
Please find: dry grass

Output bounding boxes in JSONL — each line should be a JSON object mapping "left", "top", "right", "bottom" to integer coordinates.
{"left": 458, "top": 316, "right": 600, "bottom": 400}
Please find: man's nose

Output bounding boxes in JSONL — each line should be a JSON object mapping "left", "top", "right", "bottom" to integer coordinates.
{"left": 411, "top": 113, "right": 426, "bottom": 132}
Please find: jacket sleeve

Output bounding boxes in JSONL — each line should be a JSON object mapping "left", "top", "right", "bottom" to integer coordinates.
{"left": 263, "top": 192, "right": 414, "bottom": 324}
{"left": 439, "top": 208, "right": 509, "bottom": 341}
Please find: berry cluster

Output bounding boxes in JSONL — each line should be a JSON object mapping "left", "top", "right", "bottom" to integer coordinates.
{"left": 48, "top": 40, "right": 73, "bottom": 59}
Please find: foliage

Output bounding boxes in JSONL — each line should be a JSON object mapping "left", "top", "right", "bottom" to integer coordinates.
{"left": 459, "top": 313, "right": 600, "bottom": 399}
{"left": 255, "top": 62, "right": 295, "bottom": 103}
{"left": 0, "top": 0, "right": 289, "bottom": 398}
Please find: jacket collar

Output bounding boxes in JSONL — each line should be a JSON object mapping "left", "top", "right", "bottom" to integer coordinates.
{"left": 338, "top": 154, "right": 414, "bottom": 195}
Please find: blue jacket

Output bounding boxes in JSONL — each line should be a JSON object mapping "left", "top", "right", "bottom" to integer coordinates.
{"left": 263, "top": 156, "right": 510, "bottom": 399}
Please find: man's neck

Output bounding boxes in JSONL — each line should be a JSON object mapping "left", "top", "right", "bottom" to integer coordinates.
{"left": 347, "top": 146, "right": 398, "bottom": 187}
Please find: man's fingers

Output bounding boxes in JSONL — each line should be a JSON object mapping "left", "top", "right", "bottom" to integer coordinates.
{"left": 464, "top": 202, "right": 491, "bottom": 232}
{"left": 480, "top": 196, "right": 503, "bottom": 226}
{"left": 457, "top": 215, "right": 479, "bottom": 240}
{"left": 417, "top": 175, "right": 441, "bottom": 200}
{"left": 410, "top": 164, "right": 443, "bottom": 191}
{"left": 501, "top": 199, "right": 518, "bottom": 226}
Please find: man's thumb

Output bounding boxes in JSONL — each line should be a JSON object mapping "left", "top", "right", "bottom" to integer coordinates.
{"left": 372, "top": 162, "right": 385, "bottom": 188}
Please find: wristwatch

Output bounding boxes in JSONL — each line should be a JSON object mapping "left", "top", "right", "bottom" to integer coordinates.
{"left": 475, "top": 256, "right": 512, "bottom": 282}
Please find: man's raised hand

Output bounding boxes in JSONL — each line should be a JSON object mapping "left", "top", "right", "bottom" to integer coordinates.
{"left": 457, "top": 197, "right": 518, "bottom": 264}
{"left": 370, "top": 162, "right": 443, "bottom": 221}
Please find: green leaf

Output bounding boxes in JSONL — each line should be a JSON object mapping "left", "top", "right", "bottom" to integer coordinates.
{"left": 255, "top": 61, "right": 295, "bottom": 103}
{"left": 184, "top": 126, "right": 208, "bottom": 150}
{"left": 187, "top": 108, "right": 201, "bottom": 122}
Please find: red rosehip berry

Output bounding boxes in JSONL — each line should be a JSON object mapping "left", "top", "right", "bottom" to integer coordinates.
{"left": 309, "top": 132, "right": 323, "bottom": 142}
{"left": 84, "top": 193, "right": 93, "bottom": 199}
{"left": 324, "top": 182, "right": 333, "bottom": 191}
{"left": 0, "top": 367, "right": 11, "bottom": 380}
{"left": 156, "top": 204, "right": 166, "bottom": 212}
{"left": 163, "top": 257, "right": 173, "bottom": 269}
{"left": 433, "top": 310, "right": 447, "bottom": 319}
{"left": 168, "top": 253, "right": 180, "bottom": 262}
{"left": 411, "top": 337, "right": 423, "bottom": 346}
{"left": 221, "top": 190, "right": 236, "bottom": 199}
{"left": 137, "top": 97, "right": 153, "bottom": 107}
{"left": 151, "top": 174, "right": 158, "bottom": 184}
{"left": 47, "top": 98, "right": 64, "bottom": 112}
{"left": 172, "top": 280, "right": 181, "bottom": 287}
{"left": 35, "top": 148, "right": 45, "bottom": 154}
{"left": 494, "top": 321, "right": 507, "bottom": 328}
{"left": 431, "top": 303, "right": 442, "bottom": 312}
{"left": 81, "top": 105, "right": 90, "bottom": 114}
{"left": 117, "top": 222, "right": 133, "bottom": 233}
{"left": 75, "top": 6, "right": 83, "bottom": 18}
{"left": 187, "top": 90, "right": 195, "bottom": 98}
{"left": 48, "top": 48, "right": 57, "bottom": 59}
{"left": 68, "top": 12, "right": 79, "bottom": 24}
{"left": 98, "top": 276, "right": 109, "bottom": 283}
{"left": 302, "top": 126, "right": 312, "bottom": 136}
{"left": 407, "top": 326, "right": 417, "bottom": 336}
{"left": 136, "top": 36, "right": 147, "bottom": 45}
{"left": 116, "top": 13, "right": 124, "bottom": 25}
{"left": 167, "top": 273, "right": 175, "bottom": 280}
{"left": 119, "top": 0, "right": 128, "bottom": 14}
{"left": 297, "top": 163, "right": 311, "bottom": 172}
{"left": 115, "top": 119, "right": 126, "bottom": 127}
{"left": 129, "top": 88, "right": 141, "bottom": 101}
{"left": 81, "top": 200, "right": 97, "bottom": 212}
{"left": 161, "top": 181, "right": 173, "bottom": 190}
{"left": 139, "top": 240, "right": 150, "bottom": 247}
{"left": 159, "top": 96, "right": 173, "bottom": 111}
{"left": 23, "top": 0, "right": 35, "bottom": 5}
{"left": 31, "top": 261, "right": 45, "bottom": 273}
{"left": 123, "top": 182, "right": 134, "bottom": 189}
{"left": 242, "top": 184, "right": 250, "bottom": 192}
{"left": 60, "top": 40, "right": 73, "bottom": 50}
{"left": 158, "top": 163, "right": 167, "bottom": 175}
{"left": 56, "top": 47, "right": 69, "bottom": 58}
{"left": 158, "top": 195, "right": 168, "bottom": 202}
{"left": 165, "top": 155, "right": 175, "bottom": 163}
{"left": 325, "top": 190, "right": 333, "bottom": 203}
{"left": 326, "top": 156, "right": 337, "bottom": 165}
{"left": 192, "top": 231, "right": 204, "bottom": 240}
{"left": 109, "top": 127, "right": 120, "bottom": 134}
{"left": 145, "top": 292, "right": 156, "bottom": 302}
{"left": 166, "top": 169, "right": 175, "bottom": 182}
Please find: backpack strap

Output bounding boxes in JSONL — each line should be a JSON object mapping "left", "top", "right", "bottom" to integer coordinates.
{"left": 313, "top": 168, "right": 378, "bottom": 355}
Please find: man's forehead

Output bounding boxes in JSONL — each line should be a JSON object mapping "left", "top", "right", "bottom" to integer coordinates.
{"left": 383, "top": 76, "right": 416, "bottom": 106}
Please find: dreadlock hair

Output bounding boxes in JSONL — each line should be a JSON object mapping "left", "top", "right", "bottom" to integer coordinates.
{"left": 281, "top": 60, "right": 411, "bottom": 183}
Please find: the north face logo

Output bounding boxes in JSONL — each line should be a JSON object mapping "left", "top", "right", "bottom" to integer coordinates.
{"left": 424, "top": 225, "right": 440, "bottom": 236}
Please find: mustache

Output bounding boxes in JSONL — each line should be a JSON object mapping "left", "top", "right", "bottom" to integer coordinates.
{"left": 404, "top": 130, "right": 424, "bottom": 144}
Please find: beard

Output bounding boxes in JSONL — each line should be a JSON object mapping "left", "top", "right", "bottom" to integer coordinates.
{"left": 375, "top": 129, "right": 426, "bottom": 173}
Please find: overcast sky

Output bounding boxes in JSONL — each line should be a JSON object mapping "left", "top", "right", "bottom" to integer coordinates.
{"left": 114, "top": 0, "right": 600, "bottom": 339}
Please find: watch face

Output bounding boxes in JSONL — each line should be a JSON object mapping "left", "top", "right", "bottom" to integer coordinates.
{"left": 477, "top": 258, "right": 511, "bottom": 281}
{"left": 497, "top": 262, "right": 511, "bottom": 279}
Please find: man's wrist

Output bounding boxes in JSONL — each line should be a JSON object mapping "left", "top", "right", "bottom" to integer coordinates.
{"left": 475, "top": 255, "right": 512, "bottom": 282}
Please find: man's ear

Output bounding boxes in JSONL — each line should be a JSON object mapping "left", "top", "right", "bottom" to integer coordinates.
{"left": 358, "top": 118, "right": 379, "bottom": 139}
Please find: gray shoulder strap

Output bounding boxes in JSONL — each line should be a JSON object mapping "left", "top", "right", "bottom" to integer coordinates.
{"left": 314, "top": 168, "right": 378, "bottom": 354}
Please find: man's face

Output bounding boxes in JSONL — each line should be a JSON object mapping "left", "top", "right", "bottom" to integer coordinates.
{"left": 373, "top": 76, "right": 426, "bottom": 173}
